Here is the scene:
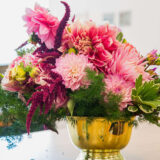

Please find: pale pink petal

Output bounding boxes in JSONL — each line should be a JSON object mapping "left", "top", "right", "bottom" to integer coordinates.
{"left": 23, "top": 3, "right": 59, "bottom": 49}
{"left": 53, "top": 53, "right": 93, "bottom": 91}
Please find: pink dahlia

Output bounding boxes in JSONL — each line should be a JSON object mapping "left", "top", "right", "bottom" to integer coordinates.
{"left": 109, "top": 43, "right": 151, "bottom": 82}
{"left": 54, "top": 53, "right": 93, "bottom": 91}
{"left": 23, "top": 3, "right": 59, "bottom": 49}
{"left": 104, "top": 74, "right": 134, "bottom": 110}
{"left": 60, "top": 20, "right": 120, "bottom": 73}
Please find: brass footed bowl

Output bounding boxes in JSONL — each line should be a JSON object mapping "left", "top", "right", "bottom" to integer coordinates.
{"left": 67, "top": 116, "right": 134, "bottom": 160}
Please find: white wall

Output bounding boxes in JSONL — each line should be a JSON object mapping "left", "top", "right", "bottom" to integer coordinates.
{"left": 1, "top": 0, "right": 160, "bottom": 64}
{"left": 50, "top": 0, "right": 160, "bottom": 55}
{"left": 0, "top": 0, "right": 49, "bottom": 65}
{"left": 116, "top": 0, "right": 160, "bottom": 55}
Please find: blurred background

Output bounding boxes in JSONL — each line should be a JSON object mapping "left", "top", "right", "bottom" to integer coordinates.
{"left": 0, "top": 0, "right": 160, "bottom": 159}
{"left": 1, "top": 0, "right": 160, "bottom": 66}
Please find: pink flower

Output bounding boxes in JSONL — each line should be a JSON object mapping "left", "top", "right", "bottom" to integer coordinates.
{"left": 34, "top": 64, "right": 51, "bottom": 86}
{"left": 10, "top": 54, "right": 39, "bottom": 69}
{"left": 104, "top": 74, "right": 134, "bottom": 110}
{"left": 109, "top": 43, "right": 151, "bottom": 82}
{"left": 34, "top": 71, "right": 48, "bottom": 86}
{"left": 54, "top": 53, "right": 93, "bottom": 91}
{"left": 60, "top": 21, "right": 120, "bottom": 73}
{"left": 23, "top": 3, "right": 59, "bottom": 49}
{"left": 1, "top": 67, "right": 22, "bottom": 92}
{"left": 1, "top": 54, "right": 40, "bottom": 92}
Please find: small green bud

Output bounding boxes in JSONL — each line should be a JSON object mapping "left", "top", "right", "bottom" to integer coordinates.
{"left": 68, "top": 48, "right": 77, "bottom": 54}
{"left": 67, "top": 99, "right": 75, "bottom": 116}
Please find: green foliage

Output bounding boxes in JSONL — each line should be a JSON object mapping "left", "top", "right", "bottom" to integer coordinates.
{"left": 0, "top": 85, "right": 67, "bottom": 148}
{"left": 135, "top": 75, "right": 142, "bottom": 89}
{"left": 116, "top": 32, "right": 123, "bottom": 42}
{"left": 0, "top": 86, "right": 67, "bottom": 137}
{"left": 69, "top": 69, "right": 105, "bottom": 117}
{"left": 137, "top": 107, "right": 160, "bottom": 127}
{"left": 69, "top": 69, "right": 133, "bottom": 121}
{"left": 28, "top": 33, "right": 40, "bottom": 44}
{"left": 131, "top": 75, "right": 160, "bottom": 113}
{"left": 16, "top": 46, "right": 36, "bottom": 57}
{"left": 0, "top": 87, "right": 43, "bottom": 136}
{"left": 154, "top": 78, "right": 160, "bottom": 84}
{"left": 130, "top": 75, "right": 160, "bottom": 126}
{"left": 116, "top": 32, "right": 127, "bottom": 43}
{"left": 128, "top": 106, "right": 138, "bottom": 112}
{"left": 103, "top": 92, "right": 122, "bottom": 119}
{"left": 1, "top": 70, "right": 160, "bottom": 143}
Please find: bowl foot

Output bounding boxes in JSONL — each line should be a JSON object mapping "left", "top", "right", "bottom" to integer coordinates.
{"left": 76, "top": 149, "right": 124, "bottom": 160}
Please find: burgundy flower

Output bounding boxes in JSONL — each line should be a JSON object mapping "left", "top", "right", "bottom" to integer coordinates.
{"left": 26, "top": 72, "right": 67, "bottom": 134}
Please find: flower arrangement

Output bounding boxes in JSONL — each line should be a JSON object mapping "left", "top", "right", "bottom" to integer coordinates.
{"left": 1, "top": 1, "right": 160, "bottom": 136}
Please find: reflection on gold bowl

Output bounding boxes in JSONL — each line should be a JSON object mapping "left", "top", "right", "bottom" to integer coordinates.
{"left": 67, "top": 116, "right": 134, "bottom": 160}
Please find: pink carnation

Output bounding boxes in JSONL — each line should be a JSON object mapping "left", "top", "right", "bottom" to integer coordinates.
{"left": 104, "top": 74, "right": 134, "bottom": 110}
{"left": 2, "top": 54, "right": 40, "bottom": 92}
{"left": 109, "top": 43, "right": 151, "bottom": 82}
{"left": 23, "top": 3, "right": 59, "bottom": 49}
{"left": 34, "top": 71, "right": 48, "bottom": 86}
{"left": 54, "top": 53, "right": 93, "bottom": 91}
{"left": 60, "top": 21, "right": 120, "bottom": 73}
{"left": 10, "top": 53, "right": 39, "bottom": 69}
{"left": 1, "top": 67, "right": 22, "bottom": 92}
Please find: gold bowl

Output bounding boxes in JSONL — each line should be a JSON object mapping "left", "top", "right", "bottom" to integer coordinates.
{"left": 67, "top": 116, "right": 134, "bottom": 160}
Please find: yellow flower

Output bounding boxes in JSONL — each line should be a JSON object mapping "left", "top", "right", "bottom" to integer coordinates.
{"left": 29, "top": 67, "right": 39, "bottom": 78}
{"left": 10, "top": 65, "right": 26, "bottom": 81}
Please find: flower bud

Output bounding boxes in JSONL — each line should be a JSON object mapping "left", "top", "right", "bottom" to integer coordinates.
{"left": 29, "top": 67, "right": 39, "bottom": 78}
{"left": 147, "top": 68, "right": 157, "bottom": 76}
{"left": 68, "top": 48, "right": 77, "bottom": 54}
{"left": 147, "top": 49, "right": 158, "bottom": 65}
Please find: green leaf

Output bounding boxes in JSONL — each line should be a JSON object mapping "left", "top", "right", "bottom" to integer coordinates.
{"left": 24, "top": 65, "right": 32, "bottom": 72}
{"left": 132, "top": 89, "right": 137, "bottom": 97}
{"left": 132, "top": 76, "right": 160, "bottom": 111}
{"left": 67, "top": 99, "right": 75, "bottom": 116}
{"left": 122, "top": 38, "right": 127, "bottom": 43}
{"left": 132, "top": 95, "right": 142, "bottom": 103}
{"left": 142, "top": 100, "right": 160, "bottom": 109}
{"left": 135, "top": 75, "right": 142, "bottom": 90}
{"left": 132, "top": 94, "right": 160, "bottom": 109}
{"left": 116, "top": 32, "right": 123, "bottom": 42}
{"left": 139, "top": 105, "right": 154, "bottom": 113}
{"left": 128, "top": 106, "right": 138, "bottom": 112}
{"left": 139, "top": 82, "right": 159, "bottom": 100}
